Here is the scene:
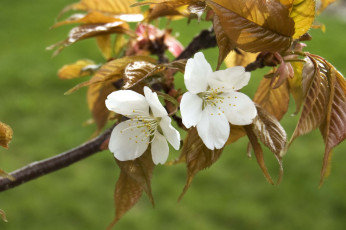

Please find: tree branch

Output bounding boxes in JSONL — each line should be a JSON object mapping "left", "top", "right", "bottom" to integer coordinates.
{"left": 0, "top": 128, "right": 112, "bottom": 192}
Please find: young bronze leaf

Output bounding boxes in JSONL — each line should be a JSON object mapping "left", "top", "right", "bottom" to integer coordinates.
{"left": 319, "top": 63, "right": 346, "bottom": 185}
{"left": 96, "top": 35, "right": 112, "bottom": 59}
{"left": 0, "top": 122, "right": 13, "bottom": 149}
{"left": 87, "top": 82, "right": 116, "bottom": 132}
{"left": 290, "top": 0, "right": 315, "bottom": 39}
{"left": 123, "top": 61, "right": 159, "bottom": 89}
{"left": 224, "top": 49, "right": 258, "bottom": 68}
{"left": 207, "top": 0, "right": 295, "bottom": 53}
{"left": 290, "top": 56, "right": 330, "bottom": 143}
{"left": 213, "top": 14, "right": 235, "bottom": 70}
{"left": 60, "top": 0, "right": 140, "bottom": 18}
{"left": 52, "top": 11, "right": 121, "bottom": 28}
{"left": 288, "top": 61, "right": 304, "bottom": 114}
{"left": 253, "top": 77, "right": 289, "bottom": 121}
{"left": 253, "top": 105, "right": 287, "bottom": 155}
{"left": 317, "top": 0, "right": 337, "bottom": 14}
{"left": 58, "top": 59, "right": 96, "bottom": 79}
{"left": 188, "top": 1, "right": 206, "bottom": 20}
{"left": 161, "top": 59, "right": 187, "bottom": 73}
{"left": 108, "top": 150, "right": 155, "bottom": 229}
{"left": 226, "top": 125, "right": 246, "bottom": 145}
{"left": 47, "top": 21, "right": 130, "bottom": 56}
{"left": 252, "top": 105, "right": 286, "bottom": 183}
{"left": 244, "top": 125, "right": 275, "bottom": 185}
{"left": 0, "top": 209, "right": 8, "bottom": 222}
{"left": 179, "top": 127, "right": 224, "bottom": 201}
{"left": 66, "top": 56, "right": 156, "bottom": 94}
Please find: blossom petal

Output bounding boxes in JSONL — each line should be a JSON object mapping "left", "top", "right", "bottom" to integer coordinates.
{"left": 221, "top": 92, "right": 257, "bottom": 125}
{"left": 151, "top": 132, "right": 169, "bottom": 164}
{"left": 196, "top": 105, "right": 230, "bottom": 150}
{"left": 184, "top": 52, "right": 212, "bottom": 93}
{"left": 160, "top": 116, "right": 180, "bottom": 150}
{"left": 180, "top": 92, "right": 203, "bottom": 128}
{"left": 208, "top": 66, "right": 250, "bottom": 91}
{"left": 109, "top": 120, "right": 150, "bottom": 161}
{"left": 143, "top": 86, "right": 168, "bottom": 117}
{"left": 105, "top": 90, "right": 149, "bottom": 116}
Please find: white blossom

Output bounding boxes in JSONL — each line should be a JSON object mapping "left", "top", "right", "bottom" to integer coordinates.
{"left": 105, "top": 86, "right": 180, "bottom": 164}
{"left": 180, "top": 52, "right": 257, "bottom": 150}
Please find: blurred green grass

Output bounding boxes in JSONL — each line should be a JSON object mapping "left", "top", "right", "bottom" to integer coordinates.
{"left": 0, "top": 0, "right": 345, "bottom": 229}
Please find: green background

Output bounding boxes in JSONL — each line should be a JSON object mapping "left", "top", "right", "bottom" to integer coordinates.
{"left": 0, "top": 0, "right": 345, "bottom": 229}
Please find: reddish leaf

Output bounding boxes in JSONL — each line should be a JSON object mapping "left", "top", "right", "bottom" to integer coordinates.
{"left": 290, "top": 55, "right": 330, "bottom": 143}
{"left": 213, "top": 14, "right": 235, "bottom": 69}
{"left": 318, "top": 60, "right": 346, "bottom": 185}
{"left": 66, "top": 56, "right": 156, "bottom": 94}
{"left": 244, "top": 125, "right": 275, "bottom": 185}
{"left": 253, "top": 77, "right": 290, "bottom": 121}
{"left": 87, "top": 82, "right": 116, "bottom": 132}
{"left": 47, "top": 21, "right": 131, "bottom": 56}
{"left": 252, "top": 105, "right": 286, "bottom": 183}
{"left": 179, "top": 128, "right": 224, "bottom": 200}
{"left": 123, "top": 61, "right": 160, "bottom": 89}
{"left": 108, "top": 150, "right": 155, "bottom": 229}
{"left": 207, "top": 0, "right": 295, "bottom": 53}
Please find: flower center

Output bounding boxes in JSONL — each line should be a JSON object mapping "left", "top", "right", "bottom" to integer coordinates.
{"left": 120, "top": 114, "right": 161, "bottom": 145}
{"left": 198, "top": 88, "right": 225, "bottom": 108}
